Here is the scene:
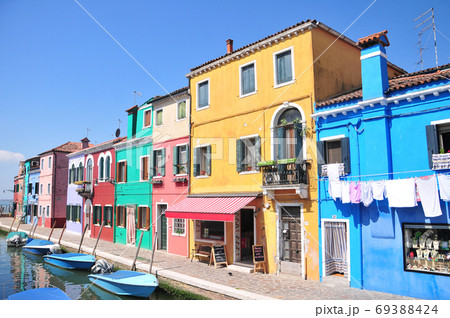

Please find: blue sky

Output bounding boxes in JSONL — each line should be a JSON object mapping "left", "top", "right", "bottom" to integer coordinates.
{"left": 0, "top": 0, "right": 449, "bottom": 199}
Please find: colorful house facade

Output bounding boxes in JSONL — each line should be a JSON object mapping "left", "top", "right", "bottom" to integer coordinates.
{"left": 313, "top": 30, "right": 450, "bottom": 299}
{"left": 149, "top": 87, "right": 190, "bottom": 257}
{"left": 114, "top": 103, "right": 153, "bottom": 249}
{"left": 38, "top": 141, "right": 84, "bottom": 228}
{"left": 65, "top": 152, "right": 86, "bottom": 234}
{"left": 167, "top": 19, "right": 406, "bottom": 277}
{"left": 25, "top": 157, "right": 40, "bottom": 224}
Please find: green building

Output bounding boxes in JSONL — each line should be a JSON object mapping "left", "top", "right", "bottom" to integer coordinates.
{"left": 114, "top": 101, "right": 154, "bottom": 249}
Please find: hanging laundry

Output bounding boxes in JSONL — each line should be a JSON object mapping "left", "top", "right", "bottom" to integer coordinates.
{"left": 360, "top": 182, "right": 373, "bottom": 207}
{"left": 416, "top": 175, "right": 442, "bottom": 218}
{"left": 327, "top": 163, "right": 341, "bottom": 181}
{"left": 328, "top": 180, "right": 342, "bottom": 201}
{"left": 437, "top": 174, "right": 450, "bottom": 201}
{"left": 385, "top": 178, "right": 417, "bottom": 208}
{"left": 341, "top": 181, "right": 351, "bottom": 204}
{"left": 371, "top": 180, "right": 386, "bottom": 201}
{"left": 349, "top": 181, "right": 361, "bottom": 204}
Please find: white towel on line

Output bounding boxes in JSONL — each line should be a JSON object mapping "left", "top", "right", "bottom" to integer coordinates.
{"left": 437, "top": 174, "right": 450, "bottom": 201}
{"left": 416, "top": 175, "right": 442, "bottom": 218}
{"left": 385, "top": 178, "right": 417, "bottom": 208}
{"left": 371, "top": 180, "right": 386, "bottom": 201}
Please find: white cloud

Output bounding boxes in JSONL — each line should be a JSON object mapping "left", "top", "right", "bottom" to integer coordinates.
{"left": 0, "top": 150, "right": 26, "bottom": 162}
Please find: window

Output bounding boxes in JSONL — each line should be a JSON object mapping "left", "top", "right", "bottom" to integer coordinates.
{"left": 93, "top": 206, "right": 102, "bottom": 226}
{"left": 28, "top": 183, "right": 32, "bottom": 194}
{"left": 403, "top": 223, "right": 450, "bottom": 276}
{"left": 197, "top": 79, "right": 209, "bottom": 109}
{"left": 39, "top": 205, "right": 41, "bottom": 216}
{"left": 274, "top": 48, "right": 294, "bottom": 86}
{"left": 143, "top": 108, "right": 152, "bottom": 128}
{"left": 86, "top": 158, "right": 93, "bottom": 182}
{"left": 117, "top": 161, "right": 127, "bottom": 182}
{"left": 47, "top": 183, "right": 50, "bottom": 194}
{"left": 116, "top": 206, "right": 126, "bottom": 227}
{"left": 317, "top": 136, "right": 350, "bottom": 175}
{"left": 46, "top": 205, "right": 50, "bottom": 217}
{"left": 275, "top": 108, "right": 303, "bottom": 161}
{"left": 152, "top": 149, "right": 165, "bottom": 177}
{"left": 41, "top": 159, "right": 44, "bottom": 170}
{"left": 201, "top": 221, "right": 224, "bottom": 240}
{"left": 69, "top": 164, "right": 75, "bottom": 183}
{"left": 193, "top": 145, "right": 211, "bottom": 177}
{"left": 177, "top": 100, "right": 187, "bottom": 120}
{"left": 34, "top": 182, "right": 39, "bottom": 195}
{"left": 99, "top": 157, "right": 105, "bottom": 180}
{"left": 173, "top": 218, "right": 185, "bottom": 235}
{"left": 66, "top": 205, "right": 81, "bottom": 222}
{"left": 155, "top": 109, "right": 163, "bottom": 126}
{"left": 140, "top": 156, "right": 149, "bottom": 181}
{"left": 138, "top": 206, "right": 150, "bottom": 230}
{"left": 48, "top": 157, "right": 52, "bottom": 169}
{"left": 427, "top": 122, "right": 450, "bottom": 169}
{"left": 78, "top": 163, "right": 84, "bottom": 181}
{"left": 173, "top": 144, "right": 188, "bottom": 175}
{"left": 104, "top": 206, "right": 113, "bottom": 226}
{"left": 237, "top": 136, "right": 261, "bottom": 172}
{"left": 240, "top": 62, "right": 256, "bottom": 96}
{"left": 105, "top": 156, "right": 111, "bottom": 180}
{"left": 40, "top": 184, "right": 43, "bottom": 195}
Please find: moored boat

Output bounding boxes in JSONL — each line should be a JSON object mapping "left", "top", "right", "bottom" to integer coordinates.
{"left": 88, "top": 270, "right": 159, "bottom": 298}
{"left": 43, "top": 253, "right": 96, "bottom": 270}
{"left": 6, "top": 232, "right": 30, "bottom": 247}
{"left": 22, "top": 239, "right": 57, "bottom": 255}
{"left": 8, "top": 287, "right": 71, "bottom": 300}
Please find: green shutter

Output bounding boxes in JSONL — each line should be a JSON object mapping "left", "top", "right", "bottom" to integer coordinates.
{"left": 341, "top": 137, "right": 351, "bottom": 174}
{"left": 185, "top": 145, "right": 190, "bottom": 175}
{"left": 426, "top": 125, "right": 438, "bottom": 169}
{"left": 193, "top": 147, "right": 200, "bottom": 177}
{"left": 277, "top": 127, "right": 285, "bottom": 160}
{"left": 173, "top": 146, "right": 179, "bottom": 175}
{"left": 236, "top": 139, "right": 244, "bottom": 172}
{"left": 66, "top": 205, "right": 70, "bottom": 220}
{"left": 149, "top": 150, "right": 154, "bottom": 178}
{"left": 206, "top": 145, "right": 212, "bottom": 176}
{"left": 317, "top": 141, "right": 325, "bottom": 175}
{"left": 161, "top": 148, "right": 166, "bottom": 176}
{"left": 294, "top": 124, "right": 303, "bottom": 163}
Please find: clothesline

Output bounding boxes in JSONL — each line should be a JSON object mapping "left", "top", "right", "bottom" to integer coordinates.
{"left": 317, "top": 168, "right": 450, "bottom": 181}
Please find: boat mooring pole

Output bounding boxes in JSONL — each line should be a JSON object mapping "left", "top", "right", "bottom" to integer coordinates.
{"left": 78, "top": 224, "right": 88, "bottom": 253}
{"left": 31, "top": 218, "right": 39, "bottom": 238}
{"left": 7, "top": 216, "right": 17, "bottom": 234}
{"left": 47, "top": 221, "right": 56, "bottom": 241}
{"left": 15, "top": 216, "right": 21, "bottom": 232}
{"left": 131, "top": 232, "right": 144, "bottom": 271}
{"left": 92, "top": 222, "right": 105, "bottom": 256}
{"left": 58, "top": 223, "right": 66, "bottom": 245}
{"left": 149, "top": 231, "right": 157, "bottom": 274}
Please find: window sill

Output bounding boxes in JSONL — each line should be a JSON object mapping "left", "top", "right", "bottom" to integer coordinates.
{"left": 195, "top": 175, "right": 210, "bottom": 179}
{"left": 172, "top": 232, "right": 186, "bottom": 237}
{"left": 274, "top": 79, "right": 295, "bottom": 89}
{"left": 175, "top": 173, "right": 188, "bottom": 177}
{"left": 196, "top": 105, "right": 210, "bottom": 111}
{"left": 176, "top": 117, "right": 187, "bottom": 122}
{"left": 240, "top": 90, "right": 257, "bottom": 99}
{"left": 239, "top": 170, "right": 260, "bottom": 175}
{"left": 138, "top": 228, "right": 149, "bottom": 231}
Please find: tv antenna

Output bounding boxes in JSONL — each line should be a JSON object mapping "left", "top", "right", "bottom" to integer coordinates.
{"left": 414, "top": 8, "right": 438, "bottom": 69}
{"left": 133, "top": 91, "right": 142, "bottom": 105}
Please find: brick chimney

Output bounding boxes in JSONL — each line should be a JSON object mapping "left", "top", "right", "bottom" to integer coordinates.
{"left": 81, "top": 137, "right": 90, "bottom": 149}
{"left": 226, "top": 39, "right": 233, "bottom": 54}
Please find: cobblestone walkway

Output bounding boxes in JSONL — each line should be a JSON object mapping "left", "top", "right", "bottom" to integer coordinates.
{"left": 0, "top": 218, "right": 413, "bottom": 300}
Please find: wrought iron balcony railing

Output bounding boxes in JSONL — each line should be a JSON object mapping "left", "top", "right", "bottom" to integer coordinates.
{"left": 259, "top": 159, "right": 307, "bottom": 186}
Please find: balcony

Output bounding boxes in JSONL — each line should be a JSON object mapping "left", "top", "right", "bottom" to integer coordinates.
{"left": 321, "top": 163, "right": 345, "bottom": 177}
{"left": 259, "top": 158, "right": 308, "bottom": 185}
{"left": 75, "top": 181, "right": 93, "bottom": 198}
{"left": 432, "top": 153, "right": 450, "bottom": 170}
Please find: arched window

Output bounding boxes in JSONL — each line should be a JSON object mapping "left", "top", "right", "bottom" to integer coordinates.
{"left": 275, "top": 108, "right": 303, "bottom": 160}
{"left": 71, "top": 164, "right": 76, "bottom": 183}
{"left": 105, "top": 156, "right": 111, "bottom": 180}
{"left": 99, "top": 157, "right": 105, "bottom": 180}
{"left": 86, "top": 159, "right": 93, "bottom": 182}
{"left": 78, "top": 162, "right": 84, "bottom": 181}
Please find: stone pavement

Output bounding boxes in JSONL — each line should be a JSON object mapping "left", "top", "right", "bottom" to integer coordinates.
{"left": 0, "top": 217, "right": 413, "bottom": 300}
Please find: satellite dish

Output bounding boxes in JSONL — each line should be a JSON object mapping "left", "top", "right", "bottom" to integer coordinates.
{"left": 115, "top": 128, "right": 121, "bottom": 138}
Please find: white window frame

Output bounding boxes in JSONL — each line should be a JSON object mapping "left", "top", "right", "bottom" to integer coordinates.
{"left": 138, "top": 205, "right": 150, "bottom": 231}
{"left": 155, "top": 108, "right": 164, "bottom": 126}
{"left": 97, "top": 153, "right": 106, "bottom": 182}
{"left": 194, "top": 144, "right": 211, "bottom": 179}
{"left": 172, "top": 218, "right": 186, "bottom": 237}
{"left": 176, "top": 99, "right": 188, "bottom": 121}
{"left": 152, "top": 147, "right": 165, "bottom": 179}
{"left": 139, "top": 155, "right": 150, "bottom": 182}
{"left": 93, "top": 204, "right": 102, "bottom": 226}
{"left": 238, "top": 134, "right": 260, "bottom": 174}
{"left": 239, "top": 60, "right": 257, "bottom": 98}
{"left": 47, "top": 183, "right": 51, "bottom": 194}
{"left": 196, "top": 78, "right": 210, "bottom": 111}
{"left": 175, "top": 142, "right": 189, "bottom": 176}
{"left": 142, "top": 106, "right": 152, "bottom": 129}
{"left": 273, "top": 46, "right": 295, "bottom": 88}
{"left": 104, "top": 152, "right": 112, "bottom": 180}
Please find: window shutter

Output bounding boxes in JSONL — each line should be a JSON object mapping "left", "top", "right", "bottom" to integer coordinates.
{"left": 143, "top": 157, "right": 148, "bottom": 180}
{"left": 317, "top": 140, "right": 325, "bottom": 175}
{"left": 277, "top": 127, "right": 285, "bottom": 160}
{"left": 68, "top": 169, "right": 72, "bottom": 184}
{"left": 66, "top": 205, "right": 70, "bottom": 220}
{"left": 255, "top": 136, "right": 261, "bottom": 171}
{"left": 149, "top": 151, "right": 154, "bottom": 178}
{"left": 173, "top": 146, "right": 179, "bottom": 175}
{"left": 185, "top": 145, "right": 190, "bottom": 175}
{"left": 236, "top": 139, "right": 244, "bottom": 172}
{"left": 341, "top": 137, "right": 351, "bottom": 174}
{"left": 206, "top": 145, "right": 212, "bottom": 176}
{"left": 124, "top": 162, "right": 127, "bottom": 182}
{"left": 425, "top": 125, "right": 438, "bottom": 169}
{"left": 161, "top": 148, "right": 166, "bottom": 176}
{"left": 116, "top": 162, "right": 120, "bottom": 182}
{"left": 294, "top": 124, "right": 303, "bottom": 163}
{"left": 193, "top": 147, "right": 200, "bottom": 177}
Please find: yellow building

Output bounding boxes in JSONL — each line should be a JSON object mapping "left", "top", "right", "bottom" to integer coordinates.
{"left": 167, "top": 19, "right": 404, "bottom": 279}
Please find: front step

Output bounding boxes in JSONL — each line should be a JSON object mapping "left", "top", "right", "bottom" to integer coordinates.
{"left": 228, "top": 262, "right": 254, "bottom": 274}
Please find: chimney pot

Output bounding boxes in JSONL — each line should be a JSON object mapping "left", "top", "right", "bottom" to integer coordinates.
{"left": 226, "top": 39, "right": 233, "bottom": 54}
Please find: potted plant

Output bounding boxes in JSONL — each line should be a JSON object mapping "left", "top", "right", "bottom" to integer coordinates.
{"left": 200, "top": 170, "right": 206, "bottom": 175}
{"left": 179, "top": 165, "right": 186, "bottom": 174}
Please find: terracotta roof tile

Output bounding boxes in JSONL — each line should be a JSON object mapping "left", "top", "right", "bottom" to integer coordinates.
{"left": 316, "top": 63, "right": 450, "bottom": 107}
{"left": 357, "top": 30, "right": 389, "bottom": 48}
{"left": 39, "top": 141, "right": 85, "bottom": 155}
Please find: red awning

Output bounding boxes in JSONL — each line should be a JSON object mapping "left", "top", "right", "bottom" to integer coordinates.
{"left": 165, "top": 196, "right": 257, "bottom": 222}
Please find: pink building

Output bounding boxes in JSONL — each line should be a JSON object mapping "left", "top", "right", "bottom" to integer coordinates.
{"left": 38, "top": 141, "right": 87, "bottom": 228}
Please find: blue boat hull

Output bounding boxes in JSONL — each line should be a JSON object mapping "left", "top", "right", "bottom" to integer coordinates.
{"left": 88, "top": 271, "right": 158, "bottom": 298}
{"left": 22, "top": 247, "right": 52, "bottom": 255}
{"left": 8, "top": 288, "right": 71, "bottom": 300}
{"left": 43, "top": 254, "right": 96, "bottom": 270}
{"left": 23, "top": 239, "right": 55, "bottom": 255}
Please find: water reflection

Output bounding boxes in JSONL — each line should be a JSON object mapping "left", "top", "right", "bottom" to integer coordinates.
{"left": 0, "top": 234, "right": 175, "bottom": 300}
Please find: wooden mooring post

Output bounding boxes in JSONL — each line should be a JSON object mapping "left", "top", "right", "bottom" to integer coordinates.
{"left": 58, "top": 223, "right": 66, "bottom": 245}
{"left": 149, "top": 231, "right": 157, "bottom": 274}
{"left": 131, "top": 232, "right": 144, "bottom": 272}
{"left": 78, "top": 224, "right": 88, "bottom": 253}
{"left": 47, "top": 221, "right": 56, "bottom": 241}
{"left": 7, "top": 216, "right": 17, "bottom": 234}
{"left": 30, "top": 218, "right": 39, "bottom": 238}
{"left": 92, "top": 222, "right": 105, "bottom": 256}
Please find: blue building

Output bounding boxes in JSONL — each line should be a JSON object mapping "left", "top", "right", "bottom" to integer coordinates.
{"left": 313, "top": 30, "right": 450, "bottom": 299}
{"left": 25, "top": 157, "right": 40, "bottom": 224}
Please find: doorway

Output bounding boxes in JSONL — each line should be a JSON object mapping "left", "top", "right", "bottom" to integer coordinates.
{"left": 126, "top": 205, "right": 136, "bottom": 245}
{"left": 84, "top": 199, "right": 92, "bottom": 236}
{"left": 322, "top": 220, "right": 348, "bottom": 278}
{"left": 157, "top": 204, "right": 167, "bottom": 250}
{"left": 240, "top": 209, "right": 254, "bottom": 261}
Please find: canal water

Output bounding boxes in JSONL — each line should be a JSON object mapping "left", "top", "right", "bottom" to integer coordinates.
{"left": 0, "top": 232, "right": 178, "bottom": 300}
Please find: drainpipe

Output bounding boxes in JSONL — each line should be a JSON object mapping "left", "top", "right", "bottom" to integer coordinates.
{"left": 51, "top": 151, "right": 57, "bottom": 227}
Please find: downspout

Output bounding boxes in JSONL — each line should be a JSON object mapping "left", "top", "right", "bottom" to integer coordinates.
{"left": 51, "top": 151, "right": 57, "bottom": 227}
{"left": 187, "top": 77, "right": 193, "bottom": 256}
